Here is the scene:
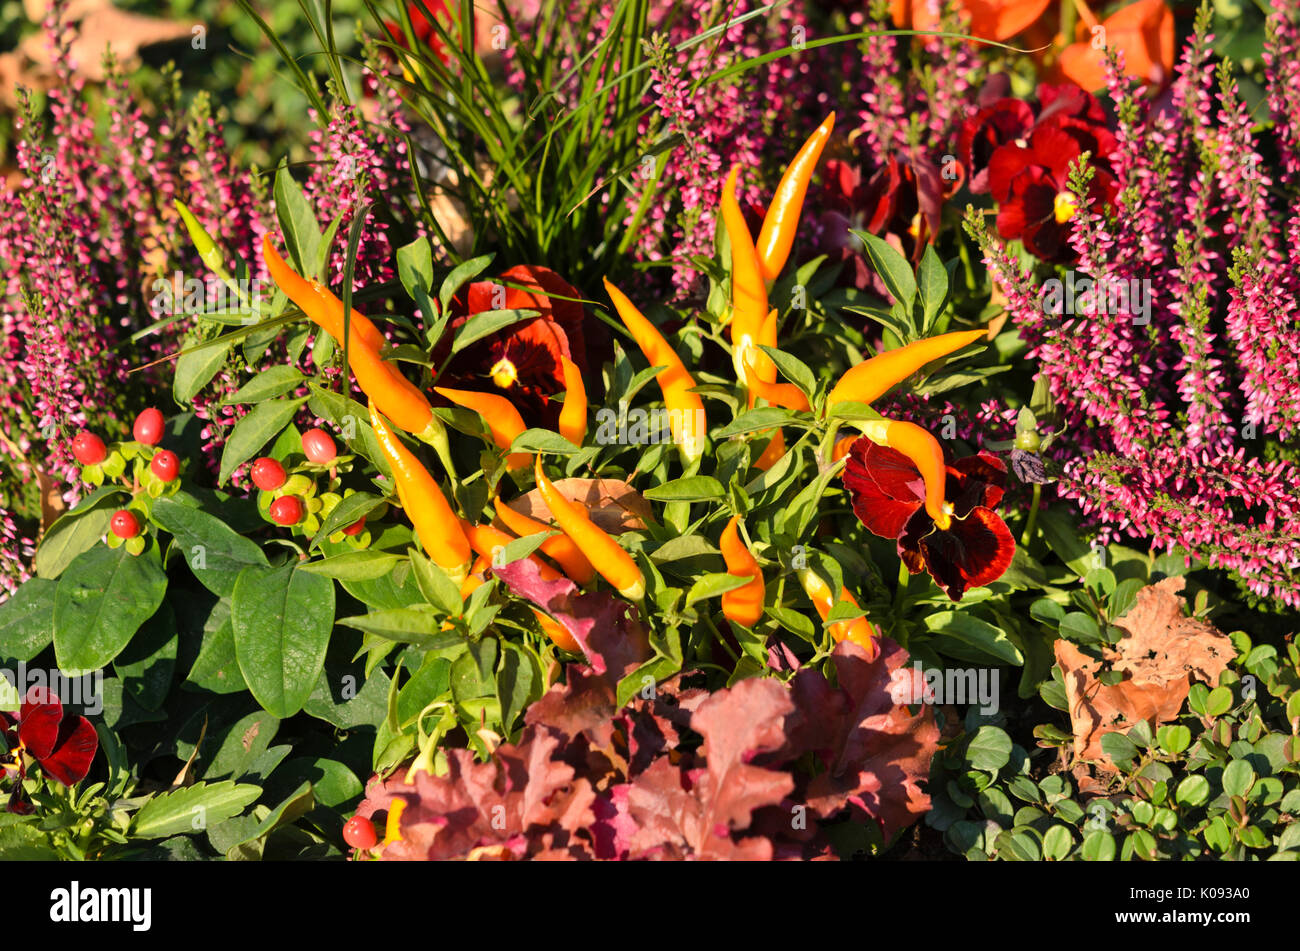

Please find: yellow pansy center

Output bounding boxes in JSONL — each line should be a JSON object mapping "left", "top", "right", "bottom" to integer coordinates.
{"left": 1054, "top": 191, "right": 1079, "bottom": 224}
{"left": 490, "top": 357, "right": 518, "bottom": 389}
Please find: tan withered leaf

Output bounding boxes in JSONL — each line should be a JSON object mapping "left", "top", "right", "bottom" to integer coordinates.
{"left": 1056, "top": 577, "right": 1232, "bottom": 768}
{"left": 21, "top": 3, "right": 191, "bottom": 82}
{"left": 498, "top": 478, "right": 652, "bottom": 534}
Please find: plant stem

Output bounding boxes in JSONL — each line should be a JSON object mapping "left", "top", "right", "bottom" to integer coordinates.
{"left": 1021, "top": 482, "right": 1042, "bottom": 546}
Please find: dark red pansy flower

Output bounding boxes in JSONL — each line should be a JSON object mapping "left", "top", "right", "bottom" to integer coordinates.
{"left": 432, "top": 265, "right": 595, "bottom": 426}
{"left": 959, "top": 82, "right": 1115, "bottom": 196}
{"left": 986, "top": 125, "right": 1118, "bottom": 263}
{"left": 819, "top": 150, "right": 946, "bottom": 291}
{"left": 843, "top": 438, "right": 1015, "bottom": 602}
{"left": 384, "top": 1, "right": 453, "bottom": 65}
{"left": 1, "top": 687, "right": 98, "bottom": 811}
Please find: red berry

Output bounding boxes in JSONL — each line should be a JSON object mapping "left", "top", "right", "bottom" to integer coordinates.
{"left": 71, "top": 431, "right": 107, "bottom": 466}
{"left": 269, "top": 496, "right": 303, "bottom": 526}
{"left": 110, "top": 510, "right": 140, "bottom": 539}
{"left": 343, "top": 815, "right": 377, "bottom": 850}
{"left": 302, "top": 428, "right": 337, "bottom": 465}
{"left": 151, "top": 449, "right": 179, "bottom": 482}
{"left": 133, "top": 407, "right": 164, "bottom": 446}
{"left": 251, "top": 457, "right": 287, "bottom": 492}
{"left": 342, "top": 516, "right": 366, "bottom": 536}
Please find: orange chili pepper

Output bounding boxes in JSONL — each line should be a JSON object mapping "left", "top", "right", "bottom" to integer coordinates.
{"left": 263, "top": 237, "right": 447, "bottom": 450}
{"left": 860, "top": 419, "right": 951, "bottom": 530}
{"left": 557, "top": 355, "right": 587, "bottom": 447}
{"left": 602, "top": 278, "right": 706, "bottom": 463}
{"left": 493, "top": 497, "right": 596, "bottom": 585}
{"left": 459, "top": 519, "right": 565, "bottom": 583}
{"left": 719, "top": 516, "right": 765, "bottom": 627}
{"left": 824, "top": 329, "right": 987, "bottom": 415}
{"left": 534, "top": 457, "right": 645, "bottom": 601}
{"left": 261, "top": 236, "right": 384, "bottom": 352}
{"left": 369, "top": 405, "right": 471, "bottom": 582}
{"left": 721, "top": 166, "right": 771, "bottom": 389}
{"left": 796, "top": 567, "right": 878, "bottom": 657}
{"left": 832, "top": 434, "right": 858, "bottom": 463}
{"left": 755, "top": 113, "right": 835, "bottom": 282}
{"left": 532, "top": 609, "right": 580, "bottom": 652}
{"left": 433, "top": 387, "right": 530, "bottom": 470}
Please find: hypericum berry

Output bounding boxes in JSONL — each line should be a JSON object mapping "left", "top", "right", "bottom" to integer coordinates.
{"left": 110, "top": 510, "right": 140, "bottom": 539}
{"left": 343, "top": 815, "right": 377, "bottom": 850}
{"left": 342, "top": 516, "right": 366, "bottom": 536}
{"left": 269, "top": 496, "right": 303, "bottom": 526}
{"left": 302, "top": 428, "right": 337, "bottom": 465}
{"left": 251, "top": 457, "right": 287, "bottom": 492}
{"left": 71, "top": 431, "right": 107, "bottom": 466}
{"left": 133, "top": 407, "right": 164, "bottom": 446}
{"left": 151, "top": 449, "right": 180, "bottom": 483}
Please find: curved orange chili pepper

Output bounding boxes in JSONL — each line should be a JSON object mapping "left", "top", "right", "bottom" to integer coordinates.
{"left": 755, "top": 113, "right": 835, "bottom": 282}
{"left": 824, "top": 329, "right": 987, "bottom": 415}
{"left": 861, "top": 419, "right": 951, "bottom": 530}
{"left": 532, "top": 609, "right": 580, "bottom": 652}
{"left": 602, "top": 278, "right": 706, "bottom": 463}
{"left": 261, "top": 236, "right": 385, "bottom": 351}
{"left": 493, "top": 497, "right": 596, "bottom": 585}
{"left": 719, "top": 516, "right": 765, "bottom": 627}
{"left": 534, "top": 457, "right": 644, "bottom": 601}
{"left": 832, "top": 434, "right": 858, "bottom": 463}
{"left": 433, "top": 387, "right": 529, "bottom": 470}
{"left": 557, "top": 355, "right": 587, "bottom": 447}
{"left": 369, "top": 405, "right": 471, "bottom": 582}
{"left": 796, "top": 567, "right": 878, "bottom": 657}
{"left": 721, "top": 166, "right": 771, "bottom": 389}
{"left": 459, "top": 519, "right": 565, "bottom": 583}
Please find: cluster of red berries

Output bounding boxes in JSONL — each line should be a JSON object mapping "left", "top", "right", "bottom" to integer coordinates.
{"left": 71, "top": 407, "right": 181, "bottom": 541}
{"left": 253, "top": 428, "right": 363, "bottom": 534}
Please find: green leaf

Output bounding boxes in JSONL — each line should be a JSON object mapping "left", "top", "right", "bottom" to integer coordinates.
{"left": 217, "top": 782, "right": 316, "bottom": 855}
{"left": 1205, "top": 686, "right": 1234, "bottom": 717}
{"left": 438, "top": 253, "right": 494, "bottom": 315}
{"left": 53, "top": 542, "right": 168, "bottom": 672}
{"left": 924, "top": 612, "right": 1023, "bottom": 665}
{"left": 1059, "top": 612, "right": 1102, "bottom": 646}
{"left": 1156, "top": 724, "right": 1192, "bottom": 755}
{"left": 1041, "top": 824, "right": 1073, "bottom": 861}
{"left": 232, "top": 564, "right": 335, "bottom": 718}
{"left": 497, "top": 642, "right": 541, "bottom": 732}
{"left": 855, "top": 230, "right": 917, "bottom": 313}
{"left": 225, "top": 365, "right": 305, "bottom": 405}
{"left": 685, "top": 572, "right": 751, "bottom": 608}
{"left": 201, "top": 710, "right": 280, "bottom": 781}
{"left": 1100, "top": 732, "right": 1139, "bottom": 769}
{"left": 151, "top": 497, "right": 269, "bottom": 598}
{"left": 0, "top": 577, "right": 57, "bottom": 661}
{"left": 33, "top": 501, "right": 117, "bottom": 580}
{"left": 451, "top": 309, "right": 538, "bottom": 353}
{"left": 965, "top": 726, "right": 1013, "bottom": 772}
{"left": 111, "top": 600, "right": 178, "bottom": 711}
{"left": 185, "top": 598, "right": 246, "bottom": 694}
{"left": 174, "top": 335, "right": 235, "bottom": 405}
{"left": 1175, "top": 775, "right": 1211, "bottom": 807}
{"left": 643, "top": 476, "right": 726, "bottom": 502}
{"left": 511, "top": 428, "right": 580, "bottom": 455}
{"left": 273, "top": 164, "right": 321, "bottom": 274}
{"left": 298, "top": 550, "right": 402, "bottom": 582}
{"left": 303, "top": 668, "right": 391, "bottom": 729}
{"left": 132, "top": 780, "right": 261, "bottom": 839}
{"left": 916, "top": 245, "right": 949, "bottom": 329}
{"left": 395, "top": 236, "right": 434, "bottom": 303}
{"left": 218, "top": 397, "right": 308, "bottom": 484}
{"left": 757, "top": 345, "right": 815, "bottom": 398}
{"left": 1222, "top": 759, "right": 1255, "bottom": 798}
{"left": 336, "top": 608, "right": 459, "bottom": 644}
{"left": 1080, "top": 829, "right": 1116, "bottom": 861}
{"left": 311, "top": 492, "right": 383, "bottom": 549}
{"left": 649, "top": 535, "right": 720, "bottom": 563}
{"left": 712, "top": 407, "right": 795, "bottom": 438}
{"left": 408, "top": 550, "right": 461, "bottom": 615}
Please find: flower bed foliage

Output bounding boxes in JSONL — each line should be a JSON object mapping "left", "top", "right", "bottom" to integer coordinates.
{"left": 0, "top": 0, "right": 1296, "bottom": 862}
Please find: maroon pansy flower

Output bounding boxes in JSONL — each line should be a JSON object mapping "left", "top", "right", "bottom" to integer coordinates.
{"left": 432, "top": 265, "right": 597, "bottom": 427}
{"left": 843, "top": 439, "right": 1015, "bottom": 601}
{"left": 986, "top": 125, "right": 1118, "bottom": 263}
{"left": 959, "top": 82, "right": 1115, "bottom": 195}
{"left": 1, "top": 687, "right": 98, "bottom": 812}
